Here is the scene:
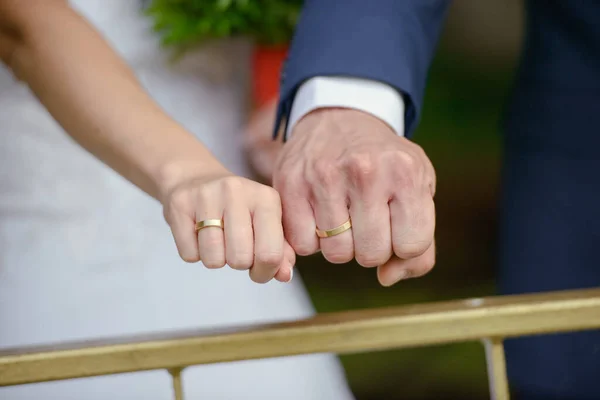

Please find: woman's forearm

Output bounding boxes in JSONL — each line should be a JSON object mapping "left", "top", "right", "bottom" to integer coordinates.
{"left": 0, "top": 0, "right": 226, "bottom": 200}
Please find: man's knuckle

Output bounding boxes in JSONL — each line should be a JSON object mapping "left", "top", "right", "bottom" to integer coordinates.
{"left": 391, "top": 150, "right": 418, "bottom": 171}
{"left": 312, "top": 159, "right": 339, "bottom": 186}
{"left": 412, "top": 253, "right": 436, "bottom": 278}
{"left": 293, "top": 241, "right": 317, "bottom": 256}
{"left": 424, "top": 251, "right": 436, "bottom": 271}
{"left": 392, "top": 170, "right": 418, "bottom": 191}
{"left": 354, "top": 235, "right": 390, "bottom": 267}
{"left": 345, "top": 153, "right": 378, "bottom": 184}
{"left": 324, "top": 250, "right": 353, "bottom": 264}
{"left": 412, "top": 143, "right": 427, "bottom": 158}
{"left": 381, "top": 152, "right": 419, "bottom": 188}
{"left": 394, "top": 241, "right": 428, "bottom": 258}
{"left": 356, "top": 252, "right": 389, "bottom": 268}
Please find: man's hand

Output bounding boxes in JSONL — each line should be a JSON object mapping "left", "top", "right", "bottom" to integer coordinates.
{"left": 273, "top": 108, "right": 436, "bottom": 286}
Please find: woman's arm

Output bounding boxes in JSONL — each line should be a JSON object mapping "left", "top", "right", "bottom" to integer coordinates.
{"left": 0, "top": 0, "right": 225, "bottom": 200}
{"left": 0, "top": 0, "right": 295, "bottom": 282}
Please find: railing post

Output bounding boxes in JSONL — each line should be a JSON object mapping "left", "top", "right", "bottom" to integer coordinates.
{"left": 483, "top": 338, "right": 510, "bottom": 400}
{"left": 168, "top": 368, "right": 185, "bottom": 400}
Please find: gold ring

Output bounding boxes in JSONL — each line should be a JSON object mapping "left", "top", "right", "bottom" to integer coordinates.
{"left": 316, "top": 219, "right": 352, "bottom": 238}
{"left": 195, "top": 219, "right": 224, "bottom": 232}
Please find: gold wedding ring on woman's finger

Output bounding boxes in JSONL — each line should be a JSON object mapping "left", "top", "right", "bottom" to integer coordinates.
{"left": 195, "top": 219, "right": 224, "bottom": 232}
{"left": 316, "top": 218, "right": 352, "bottom": 238}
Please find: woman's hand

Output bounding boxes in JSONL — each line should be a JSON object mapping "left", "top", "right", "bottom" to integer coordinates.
{"left": 244, "top": 99, "right": 284, "bottom": 184}
{"left": 0, "top": 1, "right": 294, "bottom": 284}
{"left": 162, "top": 169, "right": 294, "bottom": 284}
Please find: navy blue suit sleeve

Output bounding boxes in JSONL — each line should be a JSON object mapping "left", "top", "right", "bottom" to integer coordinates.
{"left": 274, "top": 0, "right": 451, "bottom": 138}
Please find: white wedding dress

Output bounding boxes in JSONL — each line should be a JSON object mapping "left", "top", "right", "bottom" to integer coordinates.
{"left": 0, "top": 1, "right": 353, "bottom": 398}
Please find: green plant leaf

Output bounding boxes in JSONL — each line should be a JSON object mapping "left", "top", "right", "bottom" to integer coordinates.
{"left": 146, "top": 0, "right": 303, "bottom": 48}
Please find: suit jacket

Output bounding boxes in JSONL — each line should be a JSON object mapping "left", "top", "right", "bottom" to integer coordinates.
{"left": 275, "top": 3, "right": 600, "bottom": 398}
{"left": 276, "top": 0, "right": 600, "bottom": 155}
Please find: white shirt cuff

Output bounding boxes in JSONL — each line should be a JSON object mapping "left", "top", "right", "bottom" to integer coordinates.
{"left": 286, "top": 76, "right": 405, "bottom": 139}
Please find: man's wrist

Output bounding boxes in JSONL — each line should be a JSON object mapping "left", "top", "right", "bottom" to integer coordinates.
{"left": 286, "top": 76, "right": 406, "bottom": 139}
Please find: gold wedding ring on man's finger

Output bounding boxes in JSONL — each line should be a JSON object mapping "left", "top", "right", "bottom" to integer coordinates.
{"left": 316, "top": 219, "right": 352, "bottom": 238}
{"left": 195, "top": 219, "right": 224, "bottom": 232}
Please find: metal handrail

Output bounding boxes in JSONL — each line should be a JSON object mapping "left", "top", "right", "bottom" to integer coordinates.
{"left": 2, "top": 288, "right": 600, "bottom": 400}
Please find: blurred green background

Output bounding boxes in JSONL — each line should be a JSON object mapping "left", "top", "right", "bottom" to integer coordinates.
{"left": 295, "top": 2, "right": 523, "bottom": 399}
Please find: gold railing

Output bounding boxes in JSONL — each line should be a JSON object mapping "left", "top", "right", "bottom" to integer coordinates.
{"left": 1, "top": 288, "right": 600, "bottom": 400}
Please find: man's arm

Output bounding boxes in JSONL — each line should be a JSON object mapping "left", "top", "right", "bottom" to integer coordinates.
{"left": 275, "top": 0, "right": 451, "bottom": 139}
{"left": 273, "top": 0, "right": 449, "bottom": 286}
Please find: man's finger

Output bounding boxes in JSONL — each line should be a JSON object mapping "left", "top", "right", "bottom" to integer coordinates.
{"left": 313, "top": 195, "right": 354, "bottom": 264}
{"left": 389, "top": 195, "right": 435, "bottom": 259}
{"left": 279, "top": 192, "right": 320, "bottom": 256}
{"left": 377, "top": 240, "right": 436, "bottom": 286}
{"left": 349, "top": 196, "right": 393, "bottom": 268}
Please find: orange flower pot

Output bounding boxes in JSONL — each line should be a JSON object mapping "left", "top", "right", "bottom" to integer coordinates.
{"left": 251, "top": 44, "right": 289, "bottom": 108}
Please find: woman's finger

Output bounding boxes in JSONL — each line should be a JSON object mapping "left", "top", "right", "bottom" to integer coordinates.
{"left": 163, "top": 191, "right": 200, "bottom": 263}
{"left": 250, "top": 192, "right": 285, "bottom": 283}
{"left": 196, "top": 191, "right": 226, "bottom": 269}
{"left": 274, "top": 239, "right": 296, "bottom": 283}
{"left": 223, "top": 197, "right": 254, "bottom": 271}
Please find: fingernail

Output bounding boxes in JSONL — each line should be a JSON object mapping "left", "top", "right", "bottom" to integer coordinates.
{"left": 384, "top": 269, "right": 409, "bottom": 287}
{"left": 286, "top": 267, "right": 294, "bottom": 283}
